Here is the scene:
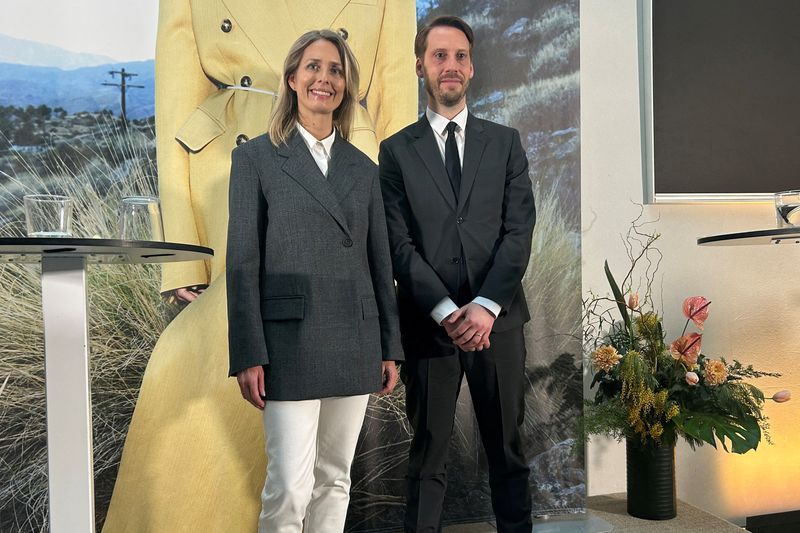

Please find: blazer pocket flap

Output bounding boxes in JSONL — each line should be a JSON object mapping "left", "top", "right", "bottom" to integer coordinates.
{"left": 361, "top": 297, "right": 379, "bottom": 319}
{"left": 176, "top": 107, "right": 225, "bottom": 153}
{"left": 261, "top": 296, "right": 305, "bottom": 321}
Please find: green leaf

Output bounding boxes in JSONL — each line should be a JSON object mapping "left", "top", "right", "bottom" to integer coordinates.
{"left": 674, "top": 410, "right": 761, "bottom": 454}
{"left": 604, "top": 260, "right": 635, "bottom": 344}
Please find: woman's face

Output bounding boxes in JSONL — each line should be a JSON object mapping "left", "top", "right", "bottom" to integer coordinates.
{"left": 288, "top": 39, "right": 346, "bottom": 122}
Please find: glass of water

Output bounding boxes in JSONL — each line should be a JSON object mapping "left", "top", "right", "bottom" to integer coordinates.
{"left": 118, "top": 196, "right": 164, "bottom": 241}
{"left": 23, "top": 194, "right": 73, "bottom": 237}
{"left": 774, "top": 190, "right": 800, "bottom": 228}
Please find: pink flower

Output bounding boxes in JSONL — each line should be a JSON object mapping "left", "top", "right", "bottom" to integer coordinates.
{"left": 685, "top": 371, "right": 699, "bottom": 386}
{"left": 670, "top": 333, "right": 702, "bottom": 366}
{"left": 772, "top": 390, "right": 791, "bottom": 403}
{"left": 683, "top": 296, "right": 711, "bottom": 329}
{"left": 627, "top": 293, "right": 639, "bottom": 310}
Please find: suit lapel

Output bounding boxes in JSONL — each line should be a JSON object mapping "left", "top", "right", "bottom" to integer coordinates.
{"left": 458, "top": 114, "right": 487, "bottom": 214}
{"left": 279, "top": 133, "right": 352, "bottom": 237}
{"left": 411, "top": 117, "right": 457, "bottom": 211}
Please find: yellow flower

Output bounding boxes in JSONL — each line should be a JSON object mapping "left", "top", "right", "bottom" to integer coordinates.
{"left": 650, "top": 422, "right": 664, "bottom": 440}
{"left": 666, "top": 403, "right": 680, "bottom": 420}
{"left": 634, "top": 311, "right": 659, "bottom": 333}
{"left": 592, "top": 345, "right": 621, "bottom": 372}
{"left": 704, "top": 359, "right": 728, "bottom": 386}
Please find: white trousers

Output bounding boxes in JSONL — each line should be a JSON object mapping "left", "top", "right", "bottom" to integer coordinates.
{"left": 258, "top": 394, "right": 370, "bottom": 533}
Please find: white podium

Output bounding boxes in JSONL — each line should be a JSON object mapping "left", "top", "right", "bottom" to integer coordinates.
{"left": 0, "top": 238, "right": 213, "bottom": 533}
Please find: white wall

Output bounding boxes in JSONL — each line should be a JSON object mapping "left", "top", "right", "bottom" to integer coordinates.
{"left": 581, "top": 0, "right": 800, "bottom": 525}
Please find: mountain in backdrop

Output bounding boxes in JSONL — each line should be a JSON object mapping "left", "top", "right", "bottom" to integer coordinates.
{"left": 0, "top": 34, "right": 154, "bottom": 119}
{"left": 0, "top": 60, "right": 154, "bottom": 119}
{"left": 0, "top": 33, "right": 117, "bottom": 70}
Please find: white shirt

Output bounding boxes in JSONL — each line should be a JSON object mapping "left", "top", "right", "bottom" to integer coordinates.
{"left": 296, "top": 123, "right": 335, "bottom": 177}
{"left": 424, "top": 106, "right": 501, "bottom": 325}
{"left": 426, "top": 106, "right": 467, "bottom": 169}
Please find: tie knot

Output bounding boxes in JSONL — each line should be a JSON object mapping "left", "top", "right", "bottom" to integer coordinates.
{"left": 446, "top": 122, "right": 458, "bottom": 135}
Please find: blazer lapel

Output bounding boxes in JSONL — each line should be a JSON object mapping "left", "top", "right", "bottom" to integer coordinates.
{"left": 458, "top": 114, "right": 488, "bottom": 215}
{"left": 411, "top": 117, "right": 457, "bottom": 211}
{"left": 222, "top": 0, "right": 351, "bottom": 78}
{"left": 221, "top": 0, "right": 291, "bottom": 77}
{"left": 326, "top": 134, "right": 359, "bottom": 206}
{"left": 279, "top": 133, "right": 352, "bottom": 237}
{"left": 287, "top": 0, "right": 350, "bottom": 32}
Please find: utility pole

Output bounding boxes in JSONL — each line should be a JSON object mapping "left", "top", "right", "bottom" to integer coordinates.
{"left": 102, "top": 68, "right": 144, "bottom": 127}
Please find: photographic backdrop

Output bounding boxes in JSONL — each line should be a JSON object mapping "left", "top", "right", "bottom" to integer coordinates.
{"left": 0, "top": 1, "right": 581, "bottom": 530}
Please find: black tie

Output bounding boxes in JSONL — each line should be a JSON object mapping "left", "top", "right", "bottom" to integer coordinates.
{"left": 445, "top": 121, "right": 461, "bottom": 199}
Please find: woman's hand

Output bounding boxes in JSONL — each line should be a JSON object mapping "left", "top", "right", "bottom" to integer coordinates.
{"left": 379, "top": 361, "right": 399, "bottom": 396}
{"left": 236, "top": 365, "right": 266, "bottom": 409}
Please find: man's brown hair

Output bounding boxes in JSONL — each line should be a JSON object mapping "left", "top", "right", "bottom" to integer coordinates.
{"left": 414, "top": 15, "right": 474, "bottom": 58}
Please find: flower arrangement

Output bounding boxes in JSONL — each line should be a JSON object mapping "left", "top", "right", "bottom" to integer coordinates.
{"left": 584, "top": 226, "right": 790, "bottom": 453}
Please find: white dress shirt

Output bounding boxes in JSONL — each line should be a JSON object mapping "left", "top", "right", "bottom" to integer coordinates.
{"left": 424, "top": 107, "right": 501, "bottom": 325}
{"left": 296, "top": 123, "right": 335, "bottom": 177}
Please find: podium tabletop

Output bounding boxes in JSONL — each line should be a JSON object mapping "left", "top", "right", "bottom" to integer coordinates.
{"left": 698, "top": 227, "right": 800, "bottom": 246}
{"left": 0, "top": 237, "right": 212, "bottom": 264}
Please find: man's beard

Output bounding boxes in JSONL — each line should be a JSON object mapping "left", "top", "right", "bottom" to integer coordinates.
{"left": 424, "top": 72, "right": 468, "bottom": 107}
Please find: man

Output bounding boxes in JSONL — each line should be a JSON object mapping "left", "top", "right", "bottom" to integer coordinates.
{"left": 378, "top": 15, "right": 536, "bottom": 533}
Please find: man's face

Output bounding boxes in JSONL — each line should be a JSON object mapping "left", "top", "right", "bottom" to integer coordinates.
{"left": 417, "top": 26, "right": 474, "bottom": 108}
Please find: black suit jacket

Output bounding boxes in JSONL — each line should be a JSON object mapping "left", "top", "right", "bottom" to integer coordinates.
{"left": 379, "top": 113, "right": 535, "bottom": 358}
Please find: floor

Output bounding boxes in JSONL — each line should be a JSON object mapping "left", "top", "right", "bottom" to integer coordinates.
{"left": 428, "top": 493, "right": 745, "bottom": 532}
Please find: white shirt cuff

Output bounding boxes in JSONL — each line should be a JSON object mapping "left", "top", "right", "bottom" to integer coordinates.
{"left": 430, "top": 297, "right": 459, "bottom": 325}
{"left": 473, "top": 296, "right": 501, "bottom": 318}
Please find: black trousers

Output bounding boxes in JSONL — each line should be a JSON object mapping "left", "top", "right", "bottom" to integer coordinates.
{"left": 401, "top": 326, "right": 532, "bottom": 533}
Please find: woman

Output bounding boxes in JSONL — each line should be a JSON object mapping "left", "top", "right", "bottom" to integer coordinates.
{"left": 227, "top": 30, "right": 401, "bottom": 532}
{"left": 104, "top": 1, "right": 416, "bottom": 532}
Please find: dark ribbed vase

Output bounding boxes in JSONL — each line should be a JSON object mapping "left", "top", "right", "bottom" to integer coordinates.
{"left": 626, "top": 438, "right": 677, "bottom": 520}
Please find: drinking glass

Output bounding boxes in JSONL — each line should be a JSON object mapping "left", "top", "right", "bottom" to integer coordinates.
{"left": 23, "top": 194, "right": 73, "bottom": 237}
{"left": 774, "top": 190, "right": 800, "bottom": 228}
{"left": 118, "top": 196, "right": 164, "bottom": 241}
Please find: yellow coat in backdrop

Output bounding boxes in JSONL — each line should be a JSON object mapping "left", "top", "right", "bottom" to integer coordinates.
{"left": 103, "top": 1, "right": 417, "bottom": 531}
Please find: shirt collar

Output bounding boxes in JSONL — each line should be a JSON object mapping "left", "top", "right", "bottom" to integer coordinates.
{"left": 296, "top": 122, "right": 336, "bottom": 156}
{"left": 426, "top": 106, "right": 468, "bottom": 137}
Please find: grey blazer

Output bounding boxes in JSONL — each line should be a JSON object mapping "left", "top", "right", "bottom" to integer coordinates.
{"left": 226, "top": 131, "right": 402, "bottom": 401}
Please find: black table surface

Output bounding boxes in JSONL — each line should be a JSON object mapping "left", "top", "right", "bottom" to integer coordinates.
{"left": 0, "top": 237, "right": 213, "bottom": 264}
{"left": 698, "top": 227, "right": 800, "bottom": 246}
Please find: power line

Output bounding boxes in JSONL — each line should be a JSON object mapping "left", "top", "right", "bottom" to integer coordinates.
{"left": 101, "top": 68, "right": 144, "bottom": 126}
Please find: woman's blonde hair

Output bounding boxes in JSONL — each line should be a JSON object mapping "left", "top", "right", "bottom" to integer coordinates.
{"left": 268, "top": 29, "right": 360, "bottom": 146}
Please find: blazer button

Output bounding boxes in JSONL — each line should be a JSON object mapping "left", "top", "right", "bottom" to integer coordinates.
{"left": 221, "top": 19, "right": 233, "bottom": 33}
{"left": 337, "top": 27, "right": 349, "bottom": 40}
{"left": 342, "top": 238, "right": 353, "bottom": 248}
{"left": 236, "top": 134, "right": 249, "bottom": 146}
{"left": 456, "top": 216, "right": 464, "bottom": 224}
{"left": 450, "top": 257, "right": 460, "bottom": 264}
{"left": 240, "top": 75, "right": 252, "bottom": 87}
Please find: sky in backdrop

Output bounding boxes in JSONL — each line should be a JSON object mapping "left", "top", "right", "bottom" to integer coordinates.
{"left": 0, "top": 0, "right": 158, "bottom": 61}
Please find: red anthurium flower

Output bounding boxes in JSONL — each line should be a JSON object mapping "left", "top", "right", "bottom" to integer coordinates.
{"left": 683, "top": 296, "right": 711, "bottom": 330}
{"left": 670, "top": 333, "right": 702, "bottom": 366}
